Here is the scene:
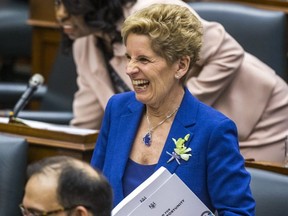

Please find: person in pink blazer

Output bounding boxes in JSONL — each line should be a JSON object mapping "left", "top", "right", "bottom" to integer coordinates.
{"left": 55, "top": 0, "right": 288, "bottom": 163}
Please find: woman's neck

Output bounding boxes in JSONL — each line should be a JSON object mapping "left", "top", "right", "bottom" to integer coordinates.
{"left": 146, "top": 88, "right": 185, "bottom": 119}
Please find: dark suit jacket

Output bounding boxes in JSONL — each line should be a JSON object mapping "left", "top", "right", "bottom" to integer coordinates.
{"left": 91, "top": 88, "right": 255, "bottom": 215}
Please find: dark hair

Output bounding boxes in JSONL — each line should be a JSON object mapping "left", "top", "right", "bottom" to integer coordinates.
{"left": 60, "top": 0, "right": 136, "bottom": 53}
{"left": 27, "top": 156, "right": 113, "bottom": 216}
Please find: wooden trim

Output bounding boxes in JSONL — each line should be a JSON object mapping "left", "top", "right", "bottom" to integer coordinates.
{"left": 27, "top": 19, "right": 59, "bottom": 29}
{"left": 0, "top": 122, "right": 98, "bottom": 149}
{"left": 245, "top": 161, "right": 288, "bottom": 176}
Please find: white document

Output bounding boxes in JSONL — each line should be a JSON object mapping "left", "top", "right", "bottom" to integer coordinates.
{"left": 112, "top": 166, "right": 214, "bottom": 216}
{"left": 112, "top": 166, "right": 171, "bottom": 216}
{"left": 0, "top": 117, "right": 97, "bottom": 135}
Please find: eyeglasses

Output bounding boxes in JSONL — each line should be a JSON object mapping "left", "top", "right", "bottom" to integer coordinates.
{"left": 54, "top": 0, "right": 62, "bottom": 7}
{"left": 19, "top": 204, "right": 75, "bottom": 216}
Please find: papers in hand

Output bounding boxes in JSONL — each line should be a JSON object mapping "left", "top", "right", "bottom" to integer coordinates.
{"left": 112, "top": 166, "right": 214, "bottom": 216}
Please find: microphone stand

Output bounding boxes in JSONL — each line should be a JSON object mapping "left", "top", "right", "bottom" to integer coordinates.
{"left": 8, "top": 73, "right": 44, "bottom": 125}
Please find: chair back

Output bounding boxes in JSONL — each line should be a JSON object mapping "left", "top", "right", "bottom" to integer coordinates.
{"left": 247, "top": 167, "right": 288, "bottom": 215}
{"left": 40, "top": 48, "right": 78, "bottom": 112}
{"left": 0, "top": 0, "right": 31, "bottom": 57}
{"left": 21, "top": 48, "right": 77, "bottom": 124}
{"left": 0, "top": 0, "right": 32, "bottom": 81}
{"left": 189, "top": 2, "right": 288, "bottom": 82}
{"left": 0, "top": 134, "right": 28, "bottom": 216}
{"left": 0, "top": 46, "right": 77, "bottom": 124}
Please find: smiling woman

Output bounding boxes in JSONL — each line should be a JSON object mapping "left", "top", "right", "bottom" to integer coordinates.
{"left": 54, "top": 0, "right": 95, "bottom": 40}
{"left": 90, "top": 3, "right": 255, "bottom": 215}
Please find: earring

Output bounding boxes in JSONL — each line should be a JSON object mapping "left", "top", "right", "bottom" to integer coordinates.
{"left": 175, "top": 74, "right": 180, "bottom": 79}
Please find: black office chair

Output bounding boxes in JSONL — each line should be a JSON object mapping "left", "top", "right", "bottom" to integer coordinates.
{"left": 0, "top": 134, "right": 28, "bottom": 216}
{"left": 0, "top": 0, "right": 32, "bottom": 81}
{"left": 189, "top": 2, "right": 288, "bottom": 82}
{"left": 247, "top": 167, "right": 288, "bottom": 216}
{"left": 0, "top": 48, "right": 77, "bottom": 125}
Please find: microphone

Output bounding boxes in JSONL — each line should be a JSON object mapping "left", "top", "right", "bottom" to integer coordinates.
{"left": 10, "top": 73, "right": 44, "bottom": 118}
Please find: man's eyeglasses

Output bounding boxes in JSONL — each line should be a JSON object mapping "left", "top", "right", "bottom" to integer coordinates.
{"left": 19, "top": 204, "right": 75, "bottom": 216}
{"left": 54, "top": 0, "right": 62, "bottom": 7}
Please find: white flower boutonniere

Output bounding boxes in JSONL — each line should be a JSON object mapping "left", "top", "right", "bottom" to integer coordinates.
{"left": 167, "top": 134, "right": 192, "bottom": 164}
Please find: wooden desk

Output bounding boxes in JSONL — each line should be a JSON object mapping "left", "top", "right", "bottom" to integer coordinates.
{"left": 0, "top": 122, "right": 98, "bottom": 163}
{"left": 28, "top": 0, "right": 61, "bottom": 83}
{"left": 245, "top": 160, "right": 288, "bottom": 176}
{"left": 2, "top": 121, "right": 288, "bottom": 176}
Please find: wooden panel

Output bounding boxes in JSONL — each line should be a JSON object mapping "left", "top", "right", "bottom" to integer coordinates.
{"left": 28, "top": 0, "right": 61, "bottom": 85}
{"left": 0, "top": 122, "right": 98, "bottom": 163}
{"left": 29, "top": 0, "right": 58, "bottom": 26}
{"left": 31, "top": 27, "right": 61, "bottom": 83}
{"left": 245, "top": 161, "right": 288, "bottom": 176}
{"left": 28, "top": 145, "right": 93, "bottom": 164}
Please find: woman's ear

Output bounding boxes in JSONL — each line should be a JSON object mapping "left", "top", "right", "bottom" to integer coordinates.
{"left": 175, "top": 56, "right": 190, "bottom": 79}
{"left": 72, "top": 206, "right": 91, "bottom": 216}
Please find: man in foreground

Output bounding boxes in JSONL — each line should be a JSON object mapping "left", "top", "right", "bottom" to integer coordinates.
{"left": 21, "top": 156, "right": 112, "bottom": 216}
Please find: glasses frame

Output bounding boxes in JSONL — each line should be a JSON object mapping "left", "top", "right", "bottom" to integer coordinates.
{"left": 19, "top": 204, "right": 75, "bottom": 216}
{"left": 54, "top": 0, "right": 62, "bottom": 7}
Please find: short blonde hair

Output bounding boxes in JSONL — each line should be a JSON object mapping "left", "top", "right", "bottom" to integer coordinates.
{"left": 121, "top": 3, "right": 202, "bottom": 70}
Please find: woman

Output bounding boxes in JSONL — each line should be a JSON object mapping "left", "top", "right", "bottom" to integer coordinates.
{"left": 55, "top": 0, "right": 288, "bottom": 163}
{"left": 91, "top": 4, "right": 255, "bottom": 215}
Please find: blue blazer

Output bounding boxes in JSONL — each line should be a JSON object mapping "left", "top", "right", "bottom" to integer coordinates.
{"left": 91, "top": 88, "right": 255, "bottom": 215}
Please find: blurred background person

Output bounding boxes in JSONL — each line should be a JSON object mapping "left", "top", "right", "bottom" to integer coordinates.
{"left": 21, "top": 156, "right": 112, "bottom": 216}
{"left": 91, "top": 4, "right": 255, "bottom": 215}
{"left": 55, "top": 0, "right": 288, "bottom": 163}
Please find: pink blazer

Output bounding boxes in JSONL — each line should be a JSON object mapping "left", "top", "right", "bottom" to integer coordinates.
{"left": 71, "top": 0, "right": 288, "bottom": 162}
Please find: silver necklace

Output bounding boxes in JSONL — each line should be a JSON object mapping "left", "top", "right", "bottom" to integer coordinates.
{"left": 142, "top": 106, "right": 179, "bottom": 146}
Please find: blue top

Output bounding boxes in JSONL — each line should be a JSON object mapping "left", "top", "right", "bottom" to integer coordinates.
{"left": 91, "top": 88, "right": 255, "bottom": 215}
{"left": 123, "top": 158, "right": 156, "bottom": 197}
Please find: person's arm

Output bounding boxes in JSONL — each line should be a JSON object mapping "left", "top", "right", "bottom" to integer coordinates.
{"left": 71, "top": 74, "right": 104, "bottom": 129}
{"left": 70, "top": 37, "right": 104, "bottom": 129}
{"left": 186, "top": 20, "right": 245, "bottom": 106}
{"left": 207, "top": 119, "right": 255, "bottom": 215}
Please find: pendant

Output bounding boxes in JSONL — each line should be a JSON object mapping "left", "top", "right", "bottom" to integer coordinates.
{"left": 143, "top": 132, "right": 152, "bottom": 146}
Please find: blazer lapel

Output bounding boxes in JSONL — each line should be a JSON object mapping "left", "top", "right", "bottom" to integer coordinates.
{"left": 110, "top": 99, "right": 144, "bottom": 199}
{"left": 157, "top": 88, "right": 198, "bottom": 173}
